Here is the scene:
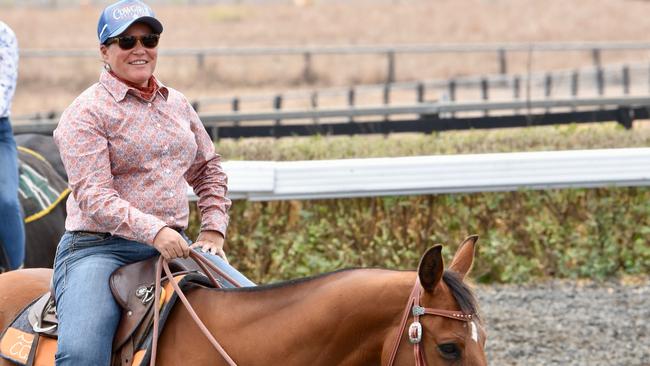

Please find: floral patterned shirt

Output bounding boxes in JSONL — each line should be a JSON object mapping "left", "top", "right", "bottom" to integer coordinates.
{"left": 0, "top": 21, "right": 18, "bottom": 118}
{"left": 54, "top": 71, "right": 231, "bottom": 245}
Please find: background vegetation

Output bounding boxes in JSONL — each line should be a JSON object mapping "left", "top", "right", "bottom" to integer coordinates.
{"left": 187, "top": 123, "right": 650, "bottom": 283}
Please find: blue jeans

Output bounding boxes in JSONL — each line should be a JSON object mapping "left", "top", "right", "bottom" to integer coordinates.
{"left": 0, "top": 117, "right": 24, "bottom": 270}
{"left": 52, "top": 231, "right": 255, "bottom": 366}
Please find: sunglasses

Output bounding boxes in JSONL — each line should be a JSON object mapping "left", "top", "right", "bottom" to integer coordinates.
{"left": 105, "top": 34, "right": 160, "bottom": 50}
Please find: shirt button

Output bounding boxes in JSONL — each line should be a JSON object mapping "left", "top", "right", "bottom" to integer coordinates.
{"left": 156, "top": 123, "right": 161, "bottom": 128}
{"left": 148, "top": 102, "right": 152, "bottom": 107}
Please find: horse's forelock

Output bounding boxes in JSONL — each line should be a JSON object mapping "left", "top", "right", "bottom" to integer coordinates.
{"left": 442, "top": 270, "right": 481, "bottom": 324}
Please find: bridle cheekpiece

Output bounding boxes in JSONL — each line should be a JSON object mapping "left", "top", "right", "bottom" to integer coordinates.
{"left": 387, "top": 278, "right": 474, "bottom": 366}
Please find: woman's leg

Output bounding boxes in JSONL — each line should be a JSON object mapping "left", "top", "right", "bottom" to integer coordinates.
{"left": 0, "top": 118, "right": 24, "bottom": 270}
{"left": 53, "top": 232, "right": 158, "bottom": 366}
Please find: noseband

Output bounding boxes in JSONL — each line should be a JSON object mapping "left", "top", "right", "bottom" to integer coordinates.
{"left": 386, "top": 278, "right": 474, "bottom": 366}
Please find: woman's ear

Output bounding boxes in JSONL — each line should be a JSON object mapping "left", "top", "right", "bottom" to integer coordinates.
{"left": 100, "top": 44, "right": 109, "bottom": 63}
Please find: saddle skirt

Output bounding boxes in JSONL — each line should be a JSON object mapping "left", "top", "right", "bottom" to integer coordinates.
{"left": 0, "top": 256, "right": 231, "bottom": 366}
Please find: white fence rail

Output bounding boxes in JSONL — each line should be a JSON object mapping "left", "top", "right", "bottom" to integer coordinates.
{"left": 196, "top": 148, "right": 650, "bottom": 201}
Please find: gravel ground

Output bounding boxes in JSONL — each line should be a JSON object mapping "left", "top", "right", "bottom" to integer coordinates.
{"left": 474, "top": 278, "right": 650, "bottom": 366}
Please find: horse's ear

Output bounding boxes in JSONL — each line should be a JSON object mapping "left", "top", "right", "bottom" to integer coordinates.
{"left": 418, "top": 245, "right": 444, "bottom": 293}
{"left": 449, "top": 235, "right": 479, "bottom": 279}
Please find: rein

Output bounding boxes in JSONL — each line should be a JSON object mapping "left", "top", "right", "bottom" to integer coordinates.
{"left": 150, "top": 252, "right": 242, "bottom": 366}
{"left": 386, "top": 278, "right": 474, "bottom": 366}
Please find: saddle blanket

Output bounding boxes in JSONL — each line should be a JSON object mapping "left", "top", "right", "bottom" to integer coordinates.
{"left": 0, "top": 297, "right": 54, "bottom": 365}
{"left": 17, "top": 147, "right": 69, "bottom": 224}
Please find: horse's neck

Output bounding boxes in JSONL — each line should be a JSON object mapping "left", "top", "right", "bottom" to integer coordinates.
{"left": 195, "top": 269, "right": 416, "bottom": 365}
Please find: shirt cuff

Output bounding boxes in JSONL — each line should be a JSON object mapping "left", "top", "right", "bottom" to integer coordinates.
{"left": 143, "top": 221, "right": 169, "bottom": 246}
{"left": 199, "top": 215, "right": 229, "bottom": 239}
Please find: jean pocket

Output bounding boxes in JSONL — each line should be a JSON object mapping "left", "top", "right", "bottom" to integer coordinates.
{"left": 72, "top": 231, "right": 111, "bottom": 249}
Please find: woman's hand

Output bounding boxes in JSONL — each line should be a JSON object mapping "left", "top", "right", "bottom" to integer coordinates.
{"left": 190, "top": 230, "right": 228, "bottom": 263}
{"left": 153, "top": 227, "right": 191, "bottom": 260}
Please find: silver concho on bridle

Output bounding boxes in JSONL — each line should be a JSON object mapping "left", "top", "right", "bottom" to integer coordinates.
{"left": 408, "top": 305, "right": 426, "bottom": 344}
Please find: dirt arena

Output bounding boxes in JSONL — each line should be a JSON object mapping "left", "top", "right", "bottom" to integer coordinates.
{"left": 478, "top": 277, "right": 649, "bottom": 365}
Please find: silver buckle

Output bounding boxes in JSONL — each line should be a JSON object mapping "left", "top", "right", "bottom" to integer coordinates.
{"left": 408, "top": 321, "right": 422, "bottom": 344}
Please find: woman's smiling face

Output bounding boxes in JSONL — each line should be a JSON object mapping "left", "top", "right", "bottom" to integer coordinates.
{"left": 100, "top": 22, "right": 158, "bottom": 87}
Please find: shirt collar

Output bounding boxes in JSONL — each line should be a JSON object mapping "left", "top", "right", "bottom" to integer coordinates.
{"left": 100, "top": 70, "right": 169, "bottom": 102}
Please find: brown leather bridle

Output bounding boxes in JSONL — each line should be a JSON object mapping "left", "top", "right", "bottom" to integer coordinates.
{"left": 386, "top": 278, "right": 474, "bottom": 366}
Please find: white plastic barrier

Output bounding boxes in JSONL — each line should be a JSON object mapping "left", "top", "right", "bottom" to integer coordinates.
{"left": 187, "top": 148, "right": 650, "bottom": 201}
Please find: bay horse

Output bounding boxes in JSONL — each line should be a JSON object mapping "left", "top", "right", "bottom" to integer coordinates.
{"left": 0, "top": 236, "right": 486, "bottom": 365}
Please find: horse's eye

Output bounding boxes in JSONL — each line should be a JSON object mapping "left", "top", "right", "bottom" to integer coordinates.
{"left": 437, "top": 343, "right": 461, "bottom": 360}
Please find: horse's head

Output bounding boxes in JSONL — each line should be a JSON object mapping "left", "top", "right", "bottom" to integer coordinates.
{"left": 387, "top": 235, "right": 487, "bottom": 365}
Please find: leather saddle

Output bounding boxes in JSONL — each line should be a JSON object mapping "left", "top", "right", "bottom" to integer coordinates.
{"left": 25, "top": 256, "right": 207, "bottom": 366}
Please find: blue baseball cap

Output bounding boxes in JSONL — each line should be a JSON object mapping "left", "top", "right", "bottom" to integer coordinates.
{"left": 97, "top": 0, "right": 163, "bottom": 44}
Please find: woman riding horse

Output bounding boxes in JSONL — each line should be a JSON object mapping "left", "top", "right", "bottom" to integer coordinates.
{"left": 50, "top": 0, "right": 254, "bottom": 364}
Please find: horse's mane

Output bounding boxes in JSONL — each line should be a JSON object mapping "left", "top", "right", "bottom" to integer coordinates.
{"left": 217, "top": 267, "right": 380, "bottom": 293}
{"left": 213, "top": 267, "right": 481, "bottom": 322}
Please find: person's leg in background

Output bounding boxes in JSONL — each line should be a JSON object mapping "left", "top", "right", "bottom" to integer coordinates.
{"left": 0, "top": 117, "right": 24, "bottom": 270}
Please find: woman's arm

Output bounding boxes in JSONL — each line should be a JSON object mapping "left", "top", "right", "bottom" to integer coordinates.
{"left": 183, "top": 100, "right": 232, "bottom": 239}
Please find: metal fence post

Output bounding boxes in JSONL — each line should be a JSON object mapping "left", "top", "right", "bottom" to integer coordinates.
{"left": 386, "top": 51, "right": 395, "bottom": 84}
{"left": 513, "top": 76, "right": 521, "bottom": 99}
{"left": 383, "top": 84, "right": 391, "bottom": 122}
{"left": 448, "top": 80, "right": 456, "bottom": 118}
{"left": 596, "top": 68, "right": 605, "bottom": 96}
{"left": 591, "top": 48, "right": 602, "bottom": 69}
{"left": 513, "top": 76, "right": 521, "bottom": 114}
{"left": 232, "top": 97, "right": 240, "bottom": 127}
{"left": 448, "top": 80, "right": 456, "bottom": 102}
{"left": 622, "top": 65, "right": 630, "bottom": 95}
{"left": 544, "top": 73, "right": 553, "bottom": 98}
{"left": 303, "top": 52, "right": 314, "bottom": 84}
{"left": 197, "top": 52, "right": 205, "bottom": 71}
{"left": 416, "top": 82, "right": 425, "bottom": 103}
{"left": 571, "top": 70, "right": 579, "bottom": 98}
{"left": 311, "top": 91, "right": 319, "bottom": 125}
{"left": 348, "top": 88, "right": 355, "bottom": 123}
{"left": 481, "top": 78, "right": 489, "bottom": 116}
{"left": 273, "top": 95, "right": 283, "bottom": 133}
{"left": 544, "top": 73, "right": 553, "bottom": 112}
{"left": 498, "top": 49, "right": 507, "bottom": 74}
{"left": 571, "top": 70, "right": 579, "bottom": 112}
